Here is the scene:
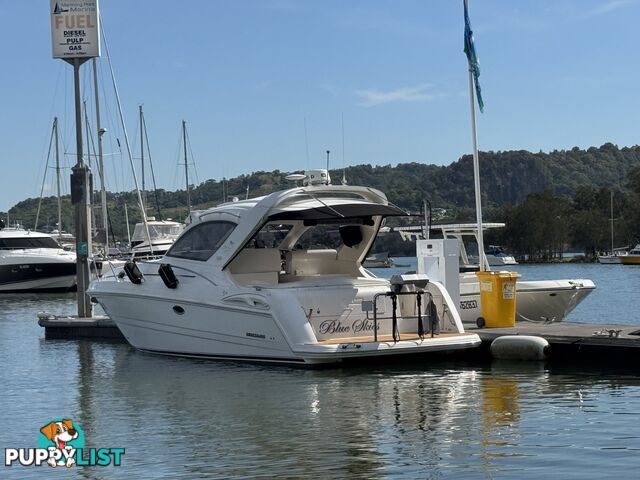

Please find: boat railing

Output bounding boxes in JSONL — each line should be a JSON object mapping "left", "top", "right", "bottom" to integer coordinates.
{"left": 368, "top": 290, "right": 439, "bottom": 342}
{"left": 103, "top": 258, "right": 220, "bottom": 289}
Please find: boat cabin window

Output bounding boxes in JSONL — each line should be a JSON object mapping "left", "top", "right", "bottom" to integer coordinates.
{"left": 0, "top": 236, "right": 61, "bottom": 249}
{"left": 294, "top": 224, "right": 344, "bottom": 250}
{"left": 245, "top": 224, "right": 294, "bottom": 249}
{"left": 166, "top": 221, "right": 235, "bottom": 261}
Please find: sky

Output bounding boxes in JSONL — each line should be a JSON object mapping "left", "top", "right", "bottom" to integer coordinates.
{"left": 2, "top": 0, "right": 640, "bottom": 212}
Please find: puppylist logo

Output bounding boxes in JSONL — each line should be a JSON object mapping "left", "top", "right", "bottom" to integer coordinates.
{"left": 5, "top": 419, "right": 124, "bottom": 468}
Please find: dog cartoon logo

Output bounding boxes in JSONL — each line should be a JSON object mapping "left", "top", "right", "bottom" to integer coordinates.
{"left": 38, "top": 419, "right": 83, "bottom": 468}
{"left": 4, "top": 418, "right": 124, "bottom": 468}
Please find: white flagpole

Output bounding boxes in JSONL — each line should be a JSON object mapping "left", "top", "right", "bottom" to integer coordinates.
{"left": 467, "top": 69, "right": 486, "bottom": 271}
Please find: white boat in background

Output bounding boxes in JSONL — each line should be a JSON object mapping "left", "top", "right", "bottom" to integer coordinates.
{"left": 89, "top": 171, "right": 480, "bottom": 365}
{"left": 130, "top": 218, "right": 184, "bottom": 260}
{"left": 426, "top": 223, "right": 596, "bottom": 324}
{"left": 597, "top": 250, "right": 626, "bottom": 264}
{"left": 0, "top": 223, "right": 76, "bottom": 292}
{"left": 363, "top": 251, "right": 393, "bottom": 268}
{"left": 620, "top": 244, "right": 640, "bottom": 265}
{"left": 475, "top": 245, "right": 518, "bottom": 266}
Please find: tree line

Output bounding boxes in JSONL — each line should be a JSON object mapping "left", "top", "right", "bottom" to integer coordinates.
{"left": 3, "top": 143, "right": 640, "bottom": 259}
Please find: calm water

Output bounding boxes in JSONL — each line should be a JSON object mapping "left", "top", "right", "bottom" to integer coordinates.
{"left": 1, "top": 263, "right": 640, "bottom": 478}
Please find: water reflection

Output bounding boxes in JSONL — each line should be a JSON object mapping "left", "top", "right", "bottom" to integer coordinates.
{"left": 4, "top": 291, "right": 640, "bottom": 478}
{"left": 92, "top": 352, "right": 493, "bottom": 478}
{"left": 41, "top": 347, "right": 639, "bottom": 479}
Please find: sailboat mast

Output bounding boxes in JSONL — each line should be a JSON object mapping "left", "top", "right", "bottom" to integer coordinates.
{"left": 610, "top": 191, "right": 614, "bottom": 254}
{"left": 140, "top": 105, "right": 146, "bottom": 212}
{"left": 93, "top": 58, "right": 109, "bottom": 255}
{"left": 183, "top": 120, "right": 191, "bottom": 215}
{"left": 83, "top": 101, "right": 97, "bottom": 238}
{"left": 54, "top": 117, "right": 62, "bottom": 238}
{"left": 124, "top": 203, "right": 131, "bottom": 244}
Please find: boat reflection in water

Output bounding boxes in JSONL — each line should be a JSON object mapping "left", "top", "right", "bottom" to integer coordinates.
{"left": 32, "top": 332, "right": 640, "bottom": 478}
{"left": 105, "top": 349, "right": 487, "bottom": 477}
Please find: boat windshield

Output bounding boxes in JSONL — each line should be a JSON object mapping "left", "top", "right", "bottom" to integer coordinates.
{"left": 245, "top": 224, "right": 294, "bottom": 249}
{"left": 243, "top": 218, "right": 374, "bottom": 252}
{"left": 131, "top": 224, "right": 184, "bottom": 242}
{"left": 293, "top": 225, "right": 344, "bottom": 250}
{"left": 166, "top": 221, "right": 235, "bottom": 261}
{"left": 0, "top": 236, "right": 61, "bottom": 249}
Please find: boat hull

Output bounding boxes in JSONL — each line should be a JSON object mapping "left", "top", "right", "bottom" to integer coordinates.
{"left": 598, "top": 255, "right": 622, "bottom": 264}
{"left": 0, "top": 256, "right": 76, "bottom": 292}
{"left": 620, "top": 255, "right": 640, "bottom": 265}
{"left": 458, "top": 276, "right": 595, "bottom": 324}
{"left": 90, "top": 273, "right": 480, "bottom": 365}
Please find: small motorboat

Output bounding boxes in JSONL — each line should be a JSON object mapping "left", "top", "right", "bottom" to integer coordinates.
{"left": 418, "top": 223, "right": 595, "bottom": 324}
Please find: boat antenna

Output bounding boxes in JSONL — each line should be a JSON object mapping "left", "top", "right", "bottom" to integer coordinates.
{"left": 304, "top": 117, "right": 310, "bottom": 169}
{"left": 341, "top": 113, "right": 347, "bottom": 185}
{"left": 326, "top": 150, "right": 330, "bottom": 184}
{"left": 422, "top": 199, "right": 432, "bottom": 240}
{"left": 124, "top": 202, "right": 131, "bottom": 244}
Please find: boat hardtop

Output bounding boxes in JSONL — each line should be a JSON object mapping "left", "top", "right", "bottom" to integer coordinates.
{"left": 0, "top": 227, "right": 66, "bottom": 248}
{"left": 179, "top": 184, "right": 406, "bottom": 270}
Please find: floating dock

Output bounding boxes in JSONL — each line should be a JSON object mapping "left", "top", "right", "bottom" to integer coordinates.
{"left": 38, "top": 312, "right": 124, "bottom": 340}
{"left": 471, "top": 322, "right": 640, "bottom": 363}
{"left": 37, "top": 314, "right": 640, "bottom": 363}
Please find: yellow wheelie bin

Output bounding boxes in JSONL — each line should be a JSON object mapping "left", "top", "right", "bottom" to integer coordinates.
{"left": 475, "top": 271, "right": 520, "bottom": 328}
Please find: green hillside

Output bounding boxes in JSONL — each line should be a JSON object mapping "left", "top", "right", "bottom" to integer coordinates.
{"left": 3, "top": 143, "right": 640, "bottom": 259}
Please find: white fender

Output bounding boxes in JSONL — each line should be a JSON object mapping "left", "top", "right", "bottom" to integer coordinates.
{"left": 490, "top": 335, "right": 550, "bottom": 360}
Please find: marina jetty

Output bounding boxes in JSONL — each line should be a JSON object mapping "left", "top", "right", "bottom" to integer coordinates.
{"left": 39, "top": 314, "right": 640, "bottom": 366}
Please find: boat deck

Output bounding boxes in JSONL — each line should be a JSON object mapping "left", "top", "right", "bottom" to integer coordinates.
{"left": 317, "top": 332, "right": 477, "bottom": 345}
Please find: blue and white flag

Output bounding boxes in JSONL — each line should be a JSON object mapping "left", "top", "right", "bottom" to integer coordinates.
{"left": 463, "top": 0, "right": 484, "bottom": 113}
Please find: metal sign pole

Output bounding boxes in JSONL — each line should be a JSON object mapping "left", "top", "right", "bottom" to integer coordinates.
{"left": 51, "top": 0, "right": 100, "bottom": 318}
{"left": 70, "top": 57, "right": 93, "bottom": 317}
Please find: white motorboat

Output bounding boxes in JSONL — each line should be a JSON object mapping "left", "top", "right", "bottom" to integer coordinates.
{"left": 428, "top": 223, "right": 596, "bottom": 324}
{"left": 129, "top": 219, "right": 184, "bottom": 260}
{"left": 597, "top": 251, "right": 626, "bottom": 264}
{"left": 363, "top": 251, "right": 393, "bottom": 268}
{"left": 470, "top": 245, "right": 518, "bottom": 266}
{"left": 90, "top": 172, "right": 480, "bottom": 365}
{"left": 0, "top": 224, "right": 76, "bottom": 292}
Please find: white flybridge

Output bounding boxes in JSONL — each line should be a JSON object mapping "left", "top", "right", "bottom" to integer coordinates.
{"left": 89, "top": 171, "right": 480, "bottom": 365}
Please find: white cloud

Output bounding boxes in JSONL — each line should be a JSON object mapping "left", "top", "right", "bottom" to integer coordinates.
{"left": 355, "top": 83, "right": 441, "bottom": 107}
{"left": 584, "top": 0, "right": 633, "bottom": 17}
